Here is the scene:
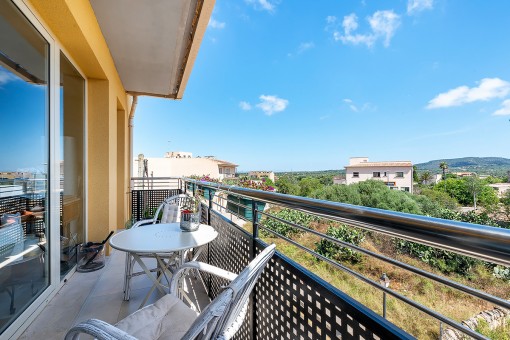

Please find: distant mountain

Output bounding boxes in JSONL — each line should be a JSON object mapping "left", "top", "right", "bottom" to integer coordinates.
{"left": 415, "top": 157, "right": 510, "bottom": 176}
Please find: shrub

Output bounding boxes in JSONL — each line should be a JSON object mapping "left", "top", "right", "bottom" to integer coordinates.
{"left": 261, "top": 209, "right": 318, "bottom": 238}
{"left": 315, "top": 225, "right": 366, "bottom": 264}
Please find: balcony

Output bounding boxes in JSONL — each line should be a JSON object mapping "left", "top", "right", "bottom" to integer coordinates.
{"left": 19, "top": 178, "right": 510, "bottom": 339}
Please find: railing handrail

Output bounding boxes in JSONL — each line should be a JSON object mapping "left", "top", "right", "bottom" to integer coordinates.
{"left": 185, "top": 179, "right": 510, "bottom": 267}
{"left": 131, "top": 176, "right": 181, "bottom": 180}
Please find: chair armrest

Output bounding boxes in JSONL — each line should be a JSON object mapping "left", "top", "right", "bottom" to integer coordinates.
{"left": 169, "top": 261, "right": 238, "bottom": 294}
{"left": 131, "top": 218, "right": 155, "bottom": 229}
{"left": 64, "top": 319, "right": 137, "bottom": 340}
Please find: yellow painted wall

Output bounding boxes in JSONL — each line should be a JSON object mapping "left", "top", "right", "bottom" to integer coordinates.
{"left": 26, "top": 0, "right": 132, "bottom": 250}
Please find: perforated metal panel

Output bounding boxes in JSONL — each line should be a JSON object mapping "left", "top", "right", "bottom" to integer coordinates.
{"left": 131, "top": 189, "right": 181, "bottom": 221}
{"left": 133, "top": 186, "right": 413, "bottom": 340}
{"left": 202, "top": 211, "right": 253, "bottom": 340}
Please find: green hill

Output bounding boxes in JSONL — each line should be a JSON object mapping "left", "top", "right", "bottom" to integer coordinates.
{"left": 415, "top": 157, "right": 510, "bottom": 176}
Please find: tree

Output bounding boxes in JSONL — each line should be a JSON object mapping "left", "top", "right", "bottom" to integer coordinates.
{"left": 275, "top": 175, "right": 300, "bottom": 196}
{"left": 413, "top": 165, "right": 419, "bottom": 182}
{"left": 299, "top": 177, "right": 323, "bottom": 197}
{"left": 465, "top": 176, "right": 482, "bottom": 210}
{"left": 502, "top": 190, "right": 510, "bottom": 220}
{"left": 420, "top": 171, "right": 433, "bottom": 185}
{"left": 439, "top": 161, "right": 449, "bottom": 180}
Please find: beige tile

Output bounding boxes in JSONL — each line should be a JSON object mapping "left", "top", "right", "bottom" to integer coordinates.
{"left": 74, "top": 291, "right": 125, "bottom": 325}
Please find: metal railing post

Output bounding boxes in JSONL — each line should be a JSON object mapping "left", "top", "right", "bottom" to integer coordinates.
{"left": 250, "top": 199, "right": 259, "bottom": 340}
{"left": 208, "top": 191, "right": 213, "bottom": 225}
{"left": 382, "top": 291, "right": 387, "bottom": 318}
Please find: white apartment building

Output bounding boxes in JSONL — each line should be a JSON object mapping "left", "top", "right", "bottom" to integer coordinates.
{"left": 345, "top": 157, "right": 414, "bottom": 193}
{"left": 134, "top": 152, "right": 238, "bottom": 180}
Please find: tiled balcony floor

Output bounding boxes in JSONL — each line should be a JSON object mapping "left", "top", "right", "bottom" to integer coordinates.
{"left": 20, "top": 248, "right": 210, "bottom": 339}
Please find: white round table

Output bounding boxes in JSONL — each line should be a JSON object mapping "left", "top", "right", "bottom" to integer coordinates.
{"left": 110, "top": 223, "right": 217, "bottom": 253}
{"left": 110, "top": 223, "right": 217, "bottom": 305}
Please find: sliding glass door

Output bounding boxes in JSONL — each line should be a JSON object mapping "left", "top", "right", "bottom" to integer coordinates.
{"left": 60, "top": 53, "right": 85, "bottom": 278}
{"left": 0, "top": 1, "right": 50, "bottom": 333}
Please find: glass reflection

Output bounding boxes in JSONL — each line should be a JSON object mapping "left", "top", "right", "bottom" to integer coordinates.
{"left": 0, "top": 1, "right": 49, "bottom": 334}
{"left": 60, "top": 53, "right": 85, "bottom": 277}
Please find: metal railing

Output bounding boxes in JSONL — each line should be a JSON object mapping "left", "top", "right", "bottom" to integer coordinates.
{"left": 131, "top": 177, "right": 510, "bottom": 339}
{"left": 130, "top": 176, "right": 181, "bottom": 191}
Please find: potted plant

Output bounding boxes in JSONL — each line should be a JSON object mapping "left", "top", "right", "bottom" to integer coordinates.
{"left": 225, "top": 178, "right": 275, "bottom": 220}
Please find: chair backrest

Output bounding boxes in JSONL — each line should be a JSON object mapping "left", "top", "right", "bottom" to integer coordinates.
{"left": 145, "top": 194, "right": 196, "bottom": 225}
{"left": 183, "top": 244, "right": 276, "bottom": 340}
{"left": 0, "top": 213, "right": 23, "bottom": 257}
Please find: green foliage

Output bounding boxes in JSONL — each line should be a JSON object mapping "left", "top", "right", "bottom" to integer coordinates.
{"left": 419, "top": 171, "right": 433, "bottom": 184}
{"left": 299, "top": 177, "right": 323, "bottom": 197}
{"left": 275, "top": 175, "right": 300, "bottom": 196}
{"left": 353, "top": 181, "right": 422, "bottom": 214}
{"left": 396, "top": 209, "right": 500, "bottom": 275}
{"left": 395, "top": 239, "right": 479, "bottom": 275}
{"left": 311, "top": 185, "right": 362, "bottom": 205}
{"left": 502, "top": 190, "right": 510, "bottom": 220}
{"left": 493, "top": 266, "right": 510, "bottom": 280}
{"left": 262, "top": 209, "right": 318, "bottom": 238}
{"left": 418, "top": 188, "right": 458, "bottom": 210}
{"left": 433, "top": 177, "right": 499, "bottom": 210}
{"left": 315, "top": 225, "right": 366, "bottom": 263}
{"left": 262, "top": 177, "right": 275, "bottom": 187}
{"left": 413, "top": 165, "right": 419, "bottom": 182}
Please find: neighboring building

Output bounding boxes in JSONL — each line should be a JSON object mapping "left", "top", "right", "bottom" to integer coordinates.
{"left": 165, "top": 151, "right": 192, "bottom": 158}
{"left": 135, "top": 153, "right": 238, "bottom": 180}
{"left": 422, "top": 173, "right": 443, "bottom": 185}
{"left": 333, "top": 175, "right": 346, "bottom": 185}
{"left": 452, "top": 172, "right": 476, "bottom": 177}
{"left": 344, "top": 157, "right": 414, "bottom": 193}
{"left": 248, "top": 171, "right": 275, "bottom": 182}
{"left": 488, "top": 183, "right": 510, "bottom": 198}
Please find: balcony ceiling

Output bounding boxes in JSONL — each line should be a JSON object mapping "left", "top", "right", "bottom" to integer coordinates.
{"left": 90, "top": 0, "right": 213, "bottom": 99}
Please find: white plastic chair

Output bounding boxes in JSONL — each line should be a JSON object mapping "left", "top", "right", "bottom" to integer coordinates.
{"left": 65, "top": 244, "right": 276, "bottom": 340}
{"left": 124, "top": 194, "right": 196, "bottom": 300}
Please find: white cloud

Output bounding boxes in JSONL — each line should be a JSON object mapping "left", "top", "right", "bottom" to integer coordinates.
{"left": 407, "top": 0, "right": 434, "bottom": 15}
{"left": 326, "top": 16, "right": 337, "bottom": 24}
{"left": 334, "top": 10, "right": 400, "bottom": 48}
{"left": 256, "top": 95, "right": 289, "bottom": 116}
{"left": 239, "top": 101, "right": 252, "bottom": 110}
{"left": 245, "top": 0, "right": 279, "bottom": 13}
{"left": 427, "top": 78, "right": 510, "bottom": 109}
{"left": 208, "top": 17, "right": 226, "bottom": 29}
{"left": 297, "top": 42, "right": 314, "bottom": 54}
{"left": 0, "top": 67, "right": 17, "bottom": 86}
{"left": 493, "top": 99, "right": 510, "bottom": 116}
{"left": 343, "top": 98, "right": 376, "bottom": 112}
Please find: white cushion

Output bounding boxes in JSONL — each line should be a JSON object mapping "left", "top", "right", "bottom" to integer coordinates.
{"left": 115, "top": 294, "right": 198, "bottom": 340}
{"left": 161, "top": 203, "right": 180, "bottom": 224}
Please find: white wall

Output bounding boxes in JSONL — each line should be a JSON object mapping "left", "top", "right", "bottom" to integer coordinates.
{"left": 133, "top": 157, "right": 222, "bottom": 178}
{"left": 345, "top": 166, "right": 413, "bottom": 193}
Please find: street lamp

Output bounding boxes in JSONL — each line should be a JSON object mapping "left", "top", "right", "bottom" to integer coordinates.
{"left": 379, "top": 273, "right": 390, "bottom": 318}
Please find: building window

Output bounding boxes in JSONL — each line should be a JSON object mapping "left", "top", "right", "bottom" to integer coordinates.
{"left": 353, "top": 172, "right": 359, "bottom": 178}
{"left": 0, "top": 1, "right": 50, "bottom": 332}
{"left": 373, "top": 172, "right": 381, "bottom": 178}
{"left": 383, "top": 171, "right": 387, "bottom": 177}
{"left": 219, "top": 168, "right": 223, "bottom": 174}
{"left": 396, "top": 172, "right": 404, "bottom": 178}
{"left": 401, "top": 187, "right": 410, "bottom": 192}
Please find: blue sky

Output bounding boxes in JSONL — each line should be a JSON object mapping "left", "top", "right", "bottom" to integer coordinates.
{"left": 2, "top": 1, "right": 509, "bottom": 173}
{"left": 135, "top": 0, "right": 510, "bottom": 172}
